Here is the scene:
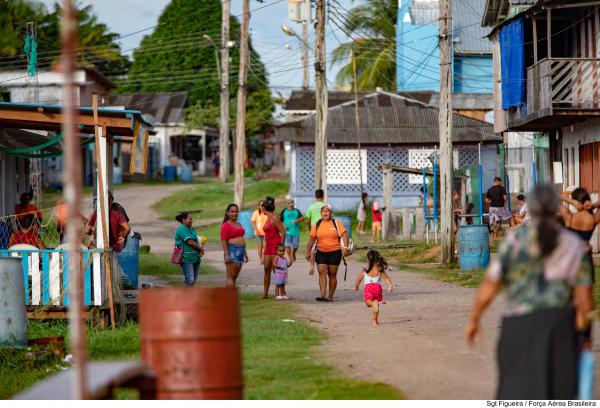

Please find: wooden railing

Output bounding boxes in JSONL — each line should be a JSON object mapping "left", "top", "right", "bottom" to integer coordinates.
{"left": 527, "top": 58, "right": 600, "bottom": 116}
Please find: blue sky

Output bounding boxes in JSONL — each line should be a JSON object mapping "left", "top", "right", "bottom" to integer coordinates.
{"left": 38, "top": 0, "right": 360, "bottom": 94}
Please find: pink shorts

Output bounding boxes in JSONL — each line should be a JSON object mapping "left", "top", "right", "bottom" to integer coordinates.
{"left": 363, "top": 283, "right": 383, "bottom": 302}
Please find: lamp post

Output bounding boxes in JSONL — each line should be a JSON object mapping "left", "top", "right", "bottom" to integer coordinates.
{"left": 281, "top": 25, "right": 311, "bottom": 90}
{"left": 203, "top": 34, "right": 235, "bottom": 182}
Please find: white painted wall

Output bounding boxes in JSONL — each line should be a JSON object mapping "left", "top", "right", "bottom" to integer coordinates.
{"left": 561, "top": 117, "right": 600, "bottom": 191}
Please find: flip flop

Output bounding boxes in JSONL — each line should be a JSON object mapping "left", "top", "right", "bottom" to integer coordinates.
{"left": 315, "top": 296, "right": 327, "bottom": 302}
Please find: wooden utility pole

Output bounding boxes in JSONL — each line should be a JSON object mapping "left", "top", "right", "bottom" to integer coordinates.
{"left": 314, "top": 0, "right": 328, "bottom": 196}
{"left": 219, "top": 0, "right": 230, "bottom": 182}
{"left": 234, "top": 0, "right": 250, "bottom": 207}
{"left": 302, "top": 18, "right": 310, "bottom": 90}
{"left": 61, "top": 0, "right": 89, "bottom": 399}
{"left": 439, "top": 0, "right": 453, "bottom": 264}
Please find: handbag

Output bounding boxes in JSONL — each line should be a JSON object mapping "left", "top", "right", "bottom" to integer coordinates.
{"left": 170, "top": 245, "right": 184, "bottom": 264}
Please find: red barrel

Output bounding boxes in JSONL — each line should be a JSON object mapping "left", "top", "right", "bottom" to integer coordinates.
{"left": 139, "top": 287, "right": 243, "bottom": 399}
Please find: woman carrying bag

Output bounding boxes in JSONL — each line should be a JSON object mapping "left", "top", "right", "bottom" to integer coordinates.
{"left": 173, "top": 212, "right": 204, "bottom": 287}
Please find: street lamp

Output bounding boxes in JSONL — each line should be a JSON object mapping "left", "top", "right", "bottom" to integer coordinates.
{"left": 203, "top": 35, "right": 235, "bottom": 81}
{"left": 281, "top": 25, "right": 312, "bottom": 90}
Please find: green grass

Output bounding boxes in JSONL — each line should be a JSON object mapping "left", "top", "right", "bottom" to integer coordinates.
{"left": 153, "top": 177, "right": 290, "bottom": 222}
{"left": 1, "top": 294, "right": 403, "bottom": 400}
{"left": 139, "top": 252, "right": 221, "bottom": 284}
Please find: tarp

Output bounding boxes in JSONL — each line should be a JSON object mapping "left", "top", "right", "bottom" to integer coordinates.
{"left": 500, "top": 17, "right": 526, "bottom": 110}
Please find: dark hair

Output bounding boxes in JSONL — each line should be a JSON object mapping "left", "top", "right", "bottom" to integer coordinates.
{"left": 466, "top": 203, "right": 474, "bottom": 210}
{"left": 223, "top": 203, "right": 239, "bottom": 223}
{"left": 112, "top": 202, "right": 130, "bottom": 222}
{"left": 361, "top": 192, "right": 368, "bottom": 199}
{"left": 494, "top": 177, "right": 502, "bottom": 183}
{"left": 263, "top": 196, "right": 276, "bottom": 212}
{"left": 20, "top": 193, "right": 31, "bottom": 203}
{"left": 315, "top": 189, "right": 324, "bottom": 199}
{"left": 277, "top": 243, "right": 285, "bottom": 251}
{"left": 175, "top": 211, "right": 190, "bottom": 223}
{"left": 365, "top": 250, "right": 388, "bottom": 273}
{"left": 516, "top": 194, "right": 525, "bottom": 201}
{"left": 528, "top": 184, "right": 560, "bottom": 257}
{"left": 571, "top": 187, "right": 591, "bottom": 204}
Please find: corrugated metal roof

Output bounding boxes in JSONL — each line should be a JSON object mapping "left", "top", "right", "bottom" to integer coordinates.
{"left": 276, "top": 91, "right": 500, "bottom": 144}
{"left": 106, "top": 92, "right": 188, "bottom": 124}
{"left": 284, "top": 90, "right": 435, "bottom": 111}
{"left": 428, "top": 92, "right": 493, "bottom": 110}
{"left": 453, "top": 0, "right": 492, "bottom": 53}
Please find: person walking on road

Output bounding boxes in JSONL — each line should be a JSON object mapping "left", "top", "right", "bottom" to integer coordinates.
{"left": 281, "top": 199, "right": 304, "bottom": 265}
{"left": 305, "top": 189, "right": 326, "bottom": 275}
{"left": 305, "top": 204, "right": 350, "bottom": 302}
{"left": 251, "top": 200, "right": 267, "bottom": 265}
{"left": 221, "top": 204, "right": 248, "bottom": 287}
{"left": 466, "top": 184, "right": 594, "bottom": 400}
{"left": 357, "top": 192, "right": 368, "bottom": 234}
{"left": 174, "top": 212, "right": 204, "bottom": 287}
{"left": 261, "top": 196, "right": 286, "bottom": 299}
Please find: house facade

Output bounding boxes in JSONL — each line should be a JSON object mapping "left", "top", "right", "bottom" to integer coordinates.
{"left": 276, "top": 91, "right": 501, "bottom": 212}
{"left": 483, "top": 0, "right": 600, "bottom": 195}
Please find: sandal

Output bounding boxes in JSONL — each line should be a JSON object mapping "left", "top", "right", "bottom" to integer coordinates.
{"left": 315, "top": 296, "right": 327, "bottom": 302}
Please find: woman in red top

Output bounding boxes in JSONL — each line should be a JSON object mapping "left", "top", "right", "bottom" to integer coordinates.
{"left": 261, "top": 196, "right": 286, "bottom": 299}
{"left": 371, "top": 202, "right": 383, "bottom": 243}
{"left": 221, "top": 204, "right": 248, "bottom": 287}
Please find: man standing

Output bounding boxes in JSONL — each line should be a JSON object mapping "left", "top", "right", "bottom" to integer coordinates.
{"left": 281, "top": 199, "right": 304, "bottom": 265}
{"left": 305, "top": 189, "right": 325, "bottom": 275}
{"left": 486, "top": 177, "right": 512, "bottom": 236}
{"left": 212, "top": 152, "right": 221, "bottom": 178}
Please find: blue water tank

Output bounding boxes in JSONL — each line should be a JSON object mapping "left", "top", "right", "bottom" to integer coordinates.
{"left": 164, "top": 166, "right": 177, "bottom": 182}
{"left": 238, "top": 210, "right": 255, "bottom": 239}
{"left": 335, "top": 215, "right": 352, "bottom": 240}
{"left": 118, "top": 232, "right": 141, "bottom": 289}
{"left": 0, "top": 257, "right": 27, "bottom": 346}
{"left": 180, "top": 166, "right": 193, "bottom": 182}
{"left": 113, "top": 167, "right": 122, "bottom": 185}
{"left": 458, "top": 224, "right": 490, "bottom": 271}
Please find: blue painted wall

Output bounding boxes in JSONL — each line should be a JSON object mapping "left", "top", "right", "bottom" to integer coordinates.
{"left": 453, "top": 55, "right": 493, "bottom": 93}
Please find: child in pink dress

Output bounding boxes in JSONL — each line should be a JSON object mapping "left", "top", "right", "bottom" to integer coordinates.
{"left": 354, "top": 250, "right": 393, "bottom": 325}
{"left": 274, "top": 244, "right": 289, "bottom": 300}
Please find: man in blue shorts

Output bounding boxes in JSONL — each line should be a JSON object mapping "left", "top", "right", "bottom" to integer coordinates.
{"left": 281, "top": 199, "right": 304, "bottom": 265}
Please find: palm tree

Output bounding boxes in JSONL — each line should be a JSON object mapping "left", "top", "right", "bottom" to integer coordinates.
{"left": 330, "top": 0, "right": 397, "bottom": 91}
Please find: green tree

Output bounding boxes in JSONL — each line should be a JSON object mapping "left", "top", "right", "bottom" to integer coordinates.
{"left": 330, "top": 0, "right": 397, "bottom": 91}
{"left": 119, "top": 0, "right": 274, "bottom": 137}
{"left": 0, "top": 1, "right": 129, "bottom": 75}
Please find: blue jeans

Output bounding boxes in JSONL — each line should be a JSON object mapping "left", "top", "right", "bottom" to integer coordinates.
{"left": 180, "top": 261, "right": 200, "bottom": 287}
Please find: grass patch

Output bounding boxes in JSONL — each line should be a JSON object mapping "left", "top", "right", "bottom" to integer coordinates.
{"left": 1, "top": 294, "right": 403, "bottom": 400}
{"left": 139, "top": 252, "right": 221, "bottom": 283}
{"left": 153, "top": 177, "right": 289, "bottom": 222}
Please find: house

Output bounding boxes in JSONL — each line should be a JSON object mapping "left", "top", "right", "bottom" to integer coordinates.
{"left": 397, "top": 0, "right": 494, "bottom": 93}
{"left": 482, "top": 0, "right": 600, "bottom": 195}
{"left": 106, "top": 93, "right": 219, "bottom": 179}
{"left": 275, "top": 91, "right": 501, "bottom": 212}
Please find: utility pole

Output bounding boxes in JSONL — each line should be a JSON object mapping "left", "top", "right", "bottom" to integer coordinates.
{"left": 61, "top": 0, "right": 89, "bottom": 399}
{"left": 302, "top": 13, "right": 310, "bottom": 90}
{"left": 234, "top": 0, "right": 250, "bottom": 207}
{"left": 439, "top": 0, "right": 453, "bottom": 263}
{"left": 220, "top": 0, "right": 230, "bottom": 182}
{"left": 314, "top": 0, "right": 327, "bottom": 196}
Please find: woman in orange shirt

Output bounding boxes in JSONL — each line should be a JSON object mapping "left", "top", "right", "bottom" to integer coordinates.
{"left": 251, "top": 200, "right": 267, "bottom": 265}
{"left": 305, "top": 204, "right": 350, "bottom": 302}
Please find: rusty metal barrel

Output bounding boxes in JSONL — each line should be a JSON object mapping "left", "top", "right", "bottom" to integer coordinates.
{"left": 139, "top": 287, "right": 243, "bottom": 399}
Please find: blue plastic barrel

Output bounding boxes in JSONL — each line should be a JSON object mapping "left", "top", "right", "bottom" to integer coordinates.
{"left": 113, "top": 167, "right": 122, "bottom": 185}
{"left": 458, "top": 224, "right": 490, "bottom": 271}
{"left": 164, "top": 166, "right": 177, "bottom": 182}
{"left": 118, "top": 232, "right": 141, "bottom": 289}
{"left": 336, "top": 215, "right": 352, "bottom": 239}
{"left": 180, "top": 166, "right": 193, "bottom": 182}
{"left": 0, "top": 257, "right": 27, "bottom": 346}
{"left": 238, "top": 210, "right": 255, "bottom": 239}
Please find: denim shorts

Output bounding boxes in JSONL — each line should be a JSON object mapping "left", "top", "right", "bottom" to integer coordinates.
{"left": 226, "top": 243, "right": 246, "bottom": 266}
{"left": 284, "top": 235, "right": 300, "bottom": 249}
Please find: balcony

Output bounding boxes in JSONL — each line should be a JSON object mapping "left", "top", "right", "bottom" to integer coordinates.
{"left": 506, "top": 58, "right": 600, "bottom": 131}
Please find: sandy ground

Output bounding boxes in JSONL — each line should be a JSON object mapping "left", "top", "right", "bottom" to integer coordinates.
{"left": 121, "top": 184, "right": 600, "bottom": 400}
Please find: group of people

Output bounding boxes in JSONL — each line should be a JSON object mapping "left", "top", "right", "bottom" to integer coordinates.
{"left": 467, "top": 184, "right": 597, "bottom": 399}
{"left": 355, "top": 192, "right": 384, "bottom": 242}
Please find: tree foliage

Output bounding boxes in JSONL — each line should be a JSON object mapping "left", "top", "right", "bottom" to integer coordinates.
{"left": 0, "top": 0, "right": 129, "bottom": 75}
{"left": 331, "top": 0, "right": 397, "bottom": 91}
{"left": 119, "top": 0, "right": 274, "bottom": 136}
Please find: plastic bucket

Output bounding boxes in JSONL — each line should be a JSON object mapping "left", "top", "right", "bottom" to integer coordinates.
{"left": 140, "top": 287, "right": 243, "bottom": 399}
{"left": 335, "top": 215, "right": 352, "bottom": 240}
{"left": 458, "top": 224, "right": 490, "bottom": 271}
{"left": 180, "top": 166, "right": 193, "bottom": 182}
{"left": 164, "top": 166, "right": 177, "bottom": 182}
{"left": 0, "top": 257, "right": 27, "bottom": 346}
{"left": 238, "top": 210, "right": 255, "bottom": 239}
{"left": 118, "top": 232, "right": 141, "bottom": 289}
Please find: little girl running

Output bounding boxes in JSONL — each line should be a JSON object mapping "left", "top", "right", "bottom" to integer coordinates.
{"left": 274, "top": 244, "right": 289, "bottom": 300}
{"left": 354, "top": 250, "right": 393, "bottom": 325}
